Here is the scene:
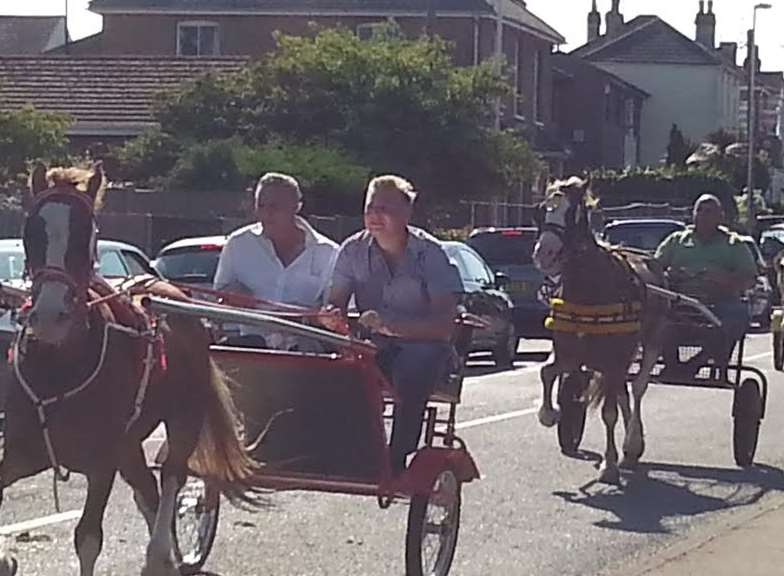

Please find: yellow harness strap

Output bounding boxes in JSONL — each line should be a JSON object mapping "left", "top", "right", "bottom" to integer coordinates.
{"left": 545, "top": 298, "right": 642, "bottom": 335}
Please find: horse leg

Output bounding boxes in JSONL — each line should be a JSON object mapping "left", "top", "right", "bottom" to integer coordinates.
{"left": 538, "top": 355, "right": 561, "bottom": 427}
{"left": 622, "top": 346, "right": 659, "bottom": 468}
{"left": 142, "top": 418, "right": 198, "bottom": 576}
{"left": 120, "top": 445, "right": 159, "bottom": 536}
{"left": 75, "top": 467, "right": 117, "bottom": 576}
{"left": 598, "top": 372, "right": 621, "bottom": 484}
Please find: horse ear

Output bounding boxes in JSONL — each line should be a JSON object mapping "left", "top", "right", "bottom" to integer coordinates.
{"left": 86, "top": 161, "right": 104, "bottom": 204}
{"left": 30, "top": 163, "right": 47, "bottom": 196}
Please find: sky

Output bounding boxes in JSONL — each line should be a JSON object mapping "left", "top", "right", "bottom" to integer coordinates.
{"left": 2, "top": 0, "right": 783, "bottom": 71}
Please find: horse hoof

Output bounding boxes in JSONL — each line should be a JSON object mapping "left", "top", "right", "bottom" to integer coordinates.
{"left": 538, "top": 406, "right": 560, "bottom": 428}
{"left": 599, "top": 465, "right": 621, "bottom": 485}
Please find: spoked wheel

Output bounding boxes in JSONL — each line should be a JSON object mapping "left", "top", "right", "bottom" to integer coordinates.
{"left": 733, "top": 378, "right": 763, "bottom": 468}
{"left": 405, "top": 470, "right": 462, "bottom": 576}
{"left": 173, "top": 476, "right": 220, "bottom": 575}
{"left": 773, "top": 331, "right": 784, "bottom": 371}
{"left": 557, "top": 372, "right": 588, "bottom": 455}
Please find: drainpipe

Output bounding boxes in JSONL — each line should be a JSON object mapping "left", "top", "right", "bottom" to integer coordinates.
{"left": 473, "top": 16, "right": 480, "bottom": 66}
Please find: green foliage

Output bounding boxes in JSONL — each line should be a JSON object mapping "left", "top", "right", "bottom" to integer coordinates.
{"left": 590, "top": 166, "right": 739, "bottom": 221}
{"left": 234, "top": 141, "right": 370, "bottom": 214}
{"left": 0, "top": 105, "right": 71, "bottom": 183}
{"left": 141, "top": 26, "right": 537, "bottom": 209}
{"left": 169, "top": 139, "right": 246, "bottom": 192}
{"left": 112, "top": 128, "right": 182, "bottom": 186}
{"left": 666, "top": 124, "right": 697, "bottom": 166}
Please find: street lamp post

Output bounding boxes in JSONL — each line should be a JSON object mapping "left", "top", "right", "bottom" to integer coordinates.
{"left": 747, "top": 2, "right": 771, "bottom": 234}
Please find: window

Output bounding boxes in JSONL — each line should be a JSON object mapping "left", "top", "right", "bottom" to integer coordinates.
{"left": 457, "top": 249, "right": 493, "bottom": 285}
{"left": 122, "top": 251, "right": 153, "bottom": 276}
{"left": 98, "top": 250, "right": 128, "bottom": 278}
{"left": 624, "top": 99, "right": 635, "bottom": 129}
{"left": 533, "top": 50, "right": 543, "bottom": 122}
{"left": 177, "top": 21, "right": 219, "bottom": 56}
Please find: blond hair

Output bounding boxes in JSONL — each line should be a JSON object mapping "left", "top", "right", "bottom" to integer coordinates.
{"left": 367, "top": 175, "right": 417, "bottom": 204}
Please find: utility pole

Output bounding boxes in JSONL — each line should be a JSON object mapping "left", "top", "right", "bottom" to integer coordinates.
{"left": 426, "top": 0, "right": 436, "bottom": 38}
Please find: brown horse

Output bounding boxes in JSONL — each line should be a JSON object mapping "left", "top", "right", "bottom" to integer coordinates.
{"left": 0, "top": 164, "right": 264, "bottom": 576}
{"left": 532, "top": 177, "right": 669, "bottom": 483}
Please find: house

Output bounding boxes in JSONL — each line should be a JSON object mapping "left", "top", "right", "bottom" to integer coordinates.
{"left": 82, "top": 0, "right": 566, "bottom": 179}
{"left": 0, "top": 56, "right": 247, "bottom": 144}
{"left": 551, "top": 52, "right": 648, "bottom": 172}
{"left": 572, "top": 1, "right": 744, "bottom": 166}
{"left": 0, "top": 16, "right": 69, "bottom": 54}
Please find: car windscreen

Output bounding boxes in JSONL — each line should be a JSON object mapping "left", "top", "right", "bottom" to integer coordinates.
{"left": 155, "top": 248, "right": 221, "bottom": 284}
{"left": 0, "top": 250, "right": 25, "bottom": 281}
{"left": 604, "top": 223, "right": 683, "bottom": 252}
{"left": 467, "top": 233, "right": 537, "bottom": 267}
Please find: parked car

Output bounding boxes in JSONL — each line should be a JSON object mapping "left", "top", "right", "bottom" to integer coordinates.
{"left": 441, "top": 241, "right": 517, "bottom": 368}
{"left": 0, "top": 238, "right": 158, "bottom": 401}
{"left": 601, "top": 218, "right": 686, "bottom": 253}
{"left": 466, "top": 227, "right": 549, "bottom": 339}
{"left": 152, "top": 235, "right": 227, "bottom": 291}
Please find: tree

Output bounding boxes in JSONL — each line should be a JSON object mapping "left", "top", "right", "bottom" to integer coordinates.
{"left": 665, "top": 124, "right": 697, "bottom": 166}
{"left": 144, "top": 26, "right": 538, "bottom": 207}
{"left": 0, "top": 106, "right": 71, "bottom": 183}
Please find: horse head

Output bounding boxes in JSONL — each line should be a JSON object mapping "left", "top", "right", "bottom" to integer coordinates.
{"left": 532, "top": 176, "right": 595, "bottom": 277}
{"left": 22, "top": 162, "right": 104, "bottom": 346}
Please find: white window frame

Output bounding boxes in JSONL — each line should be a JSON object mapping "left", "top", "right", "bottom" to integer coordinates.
{"left": 177, "top": 20, "right": 220, "bottom": 56}
{"left": 514, "top": 37, "right": 525, "bottom": 120}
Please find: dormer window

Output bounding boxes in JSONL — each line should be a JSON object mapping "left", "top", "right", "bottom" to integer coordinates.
{"left": 177, "top": 21, "right": 220, "bottom": 56}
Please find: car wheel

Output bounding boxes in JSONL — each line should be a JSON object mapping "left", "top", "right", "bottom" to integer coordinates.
{"left": 493, "top": 322, "right": 517, "bottom": 368}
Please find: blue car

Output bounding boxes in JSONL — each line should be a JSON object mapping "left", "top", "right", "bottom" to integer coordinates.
{"left": 466, "top": 227, "right": 550, "bottom": 339}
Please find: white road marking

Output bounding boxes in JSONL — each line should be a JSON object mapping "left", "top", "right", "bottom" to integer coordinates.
{"left": 0, "top": 510, "right": 81, "bottom": 536}
{"left": 456, "top": 407, "right": 539, "bottom": 430}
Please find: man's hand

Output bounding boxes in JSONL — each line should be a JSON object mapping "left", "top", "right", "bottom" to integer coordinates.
{"left": 317, "top": 305, "right": 350, "bottom": 334}
{"left": 358, "top": 310, "right": 396, "bottom": 336}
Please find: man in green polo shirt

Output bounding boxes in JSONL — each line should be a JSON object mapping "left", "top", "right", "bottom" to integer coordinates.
{"left": 655, "top": 194, "right": 757, "bottom": 376}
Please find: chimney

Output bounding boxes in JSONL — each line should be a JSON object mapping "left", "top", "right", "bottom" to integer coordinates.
{"left": 744, "top": 29, "right": 761, "bottom": 73}
{"left": 718, "top": 42, "right": 738, "bottom": 65}
{"left": 695, "top": 0, "right": 716, "bottom": 50}
{"left": 588, "top": 0, "right": 601, "bottom": 42}
{"left": 605, "top": 0, "right": 624, "bottom": 36}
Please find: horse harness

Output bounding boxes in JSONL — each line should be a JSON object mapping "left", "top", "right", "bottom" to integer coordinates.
{"left": 544, "top": 248, "right": 647, "bottom": 336}
{"left": 11, "top": 276, "right": 165, "bottom": 510}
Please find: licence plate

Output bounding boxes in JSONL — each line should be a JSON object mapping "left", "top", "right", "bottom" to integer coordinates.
{"left": 509, "top": 280, "right": 529, "bottom": 295}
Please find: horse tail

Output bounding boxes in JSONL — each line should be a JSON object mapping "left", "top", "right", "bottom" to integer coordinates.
{"left": 585, "top": 371, "right": 607, "bottom": 409}
{"left": 187, "top": 360, "right": 267, "bottom": 508}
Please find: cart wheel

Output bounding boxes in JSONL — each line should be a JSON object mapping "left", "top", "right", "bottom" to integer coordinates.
{"left": 733, "top": 378, "right": 762, "bottom": 468}
{"left": 173, "top": 476, "right": 220, "bottom": 575}
{"left": 557, "top": 372, "right": 588, "bottom": 455}
{"left": 405, "top": 469, "right": 461, "bottom": 576}
{"left": 774, "top": 332, "right": 784, "bottom": 371}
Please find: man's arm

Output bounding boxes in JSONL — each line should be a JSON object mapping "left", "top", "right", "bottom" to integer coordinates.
{"left": 368, "top": 293, "right": 458, "bottom": 341}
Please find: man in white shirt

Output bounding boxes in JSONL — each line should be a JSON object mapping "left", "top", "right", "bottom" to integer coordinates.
{"left": 214, "top": 172, "right": 338, "bottom": 347}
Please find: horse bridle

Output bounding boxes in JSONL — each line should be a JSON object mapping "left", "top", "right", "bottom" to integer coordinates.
{"left": 25, "top": 187, "right": 99, "bottom": 309}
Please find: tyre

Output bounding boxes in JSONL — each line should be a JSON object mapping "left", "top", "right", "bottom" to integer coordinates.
{"left": 557, "top": 372, "right": 588, "bottom": 455}
{"left": 774, "top": 331, "right": 784, "bottom": 371}
{"left": 492, "top": 323, "right": 517, "bottom": 369}
{"left": 173, "top": 476, "right": 220, "bottom": 575}
{"left": 733, "top": 378, "right": 762, "bottom": 468}
{"left": 405, "top": 470, "right": 461, "bottom": 576}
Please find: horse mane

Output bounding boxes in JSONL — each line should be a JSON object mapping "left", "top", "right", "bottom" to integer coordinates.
{"left": 45, "top": 166, "right": 106, "bottom": 210}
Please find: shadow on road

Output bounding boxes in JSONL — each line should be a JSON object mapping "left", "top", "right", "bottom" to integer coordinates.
{"left": 552, "top": 461, "right": 784, "bottom": 534}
